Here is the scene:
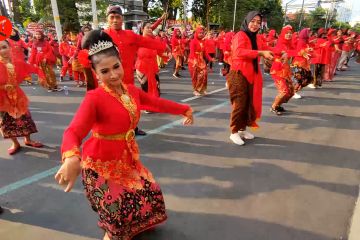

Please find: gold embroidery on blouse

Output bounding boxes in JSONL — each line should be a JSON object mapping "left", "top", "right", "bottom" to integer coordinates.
{"left": 101, "top": 83, "right": 138, "bottom": 129}
{"left": 62, "top": 146, "right": 81, "bottom": 162}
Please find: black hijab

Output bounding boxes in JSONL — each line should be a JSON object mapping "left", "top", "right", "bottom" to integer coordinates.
{"left": 10, "top": 29, "right": 20, "bottom": 41}
{"left": 240, "top": 11, "right": 262, "bottom": 73}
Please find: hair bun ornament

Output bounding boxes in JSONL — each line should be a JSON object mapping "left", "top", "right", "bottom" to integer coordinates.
{"left": 88, "top": 41, "right": 113, "bottom": 56}
{"left": 78, "top": 49, "right": 91, "bottom": 68}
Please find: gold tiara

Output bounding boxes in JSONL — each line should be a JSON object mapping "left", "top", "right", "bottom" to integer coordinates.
{"left": 88, "top": 41, "right": 114, "bottom": 56}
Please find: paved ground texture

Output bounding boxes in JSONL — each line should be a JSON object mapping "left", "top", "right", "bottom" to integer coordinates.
{"left": 0, "top": 61, "right": 360, "bottom": 240}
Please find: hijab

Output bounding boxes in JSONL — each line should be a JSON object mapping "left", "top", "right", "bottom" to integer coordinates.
{"left": 297, "top": 28, "right": 310, "bottom": 50}
{"left": 10, "top": 29, "right": 20, "bottom": 41}
{"left": 240, "top": 11, "right": 262, "bottom": 73}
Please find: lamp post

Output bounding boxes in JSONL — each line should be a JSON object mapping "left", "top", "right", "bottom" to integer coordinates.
{"left": 298, "top": 0, "right": 305, "bottom": 30}
{"left": 232, "top": 0, "right": 237, "bottom": 31}
{"left": 284, "top": 0, "right": 297, "bottom": 26}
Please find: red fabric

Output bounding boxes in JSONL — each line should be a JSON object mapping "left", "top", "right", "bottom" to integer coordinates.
{"left": 188, "top": 27, "right": 212, "bottom": 61}
{"left": 151, "top": 17, "right": 163, "bottom": 30}
{"left": 135, "top": 36, "right": 164, "bottom": 97}
{"left": 271, "top": 26, "right": 295, "bottom": 79}
{"left": 61, "top": 84, "right": 190, "bottom": 163}
{"left": 272, "top": 26, "right": 296, "bottom": 57}
{"left": 204, "top": 38, "right": 217, "bottom": 54}
{"left": 8, "top": 39, "right": 27, "bottom": 61}
{"left": 59, "top": 41, "right": 71, "bottom": 58}
{"left": 293, "top": 28, "right": 312, "bottom": 70}
{"left": 217, "top": 31, "right": 226, "bottom": 50}
{"left": 77, "top": 49, "right": 91, "bottom": 68}
{"left": 104, "top": 29, "right": 166, "bottom": 85}
{"left": 291, "top": 32, "right": 298, "bottom": 50}
{"left": 171, "top": 29, "right": 185, "bottom": 57}
{"left": 223, "top": 32, "right": 235, "bottom": 64}
{"left": 312, "top": 38, "right": 331, "bottom": 65}
{"left": 49, "top": 39, "right": 60, "bottom": 59}
{"left": 0, "top": 60, "right": 42, "bottom": 118}
{"left": 29, "top": 40, "right": 56, "bottom": 65}
{"left": 230, "top": 31, "right": 268, "bottom": 119}
{"left": 266, "top": 29, "right": 277, "bottom": 47}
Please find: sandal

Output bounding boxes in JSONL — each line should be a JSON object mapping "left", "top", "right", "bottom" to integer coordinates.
{"left": 24, "top": 141, "right": 43, "bottom": 148}
{"left": 8, "top": 145, "right": 21, "bottom": 155}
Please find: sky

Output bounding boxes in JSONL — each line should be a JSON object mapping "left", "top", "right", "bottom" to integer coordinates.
{"left": 283, "top": 0, "right": 360, "bottom": 24}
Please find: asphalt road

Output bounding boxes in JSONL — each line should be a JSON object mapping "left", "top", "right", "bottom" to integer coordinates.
{"left": 0, "top": 61, "right": 359, "bottom": 240}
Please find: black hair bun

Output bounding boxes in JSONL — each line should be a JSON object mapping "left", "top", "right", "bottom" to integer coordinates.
{"left": 81, "top": 30, "right": 114, "bottom": 50}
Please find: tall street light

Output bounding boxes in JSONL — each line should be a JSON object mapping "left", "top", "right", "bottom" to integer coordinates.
{"left": 284, "top": 0, "right": 297, "bottom": 25}
{"left": 232, "top": 0, "right": 237, "bottom": 31}
{"left": 298, "top": 0, "right": 305, "bottom": 30}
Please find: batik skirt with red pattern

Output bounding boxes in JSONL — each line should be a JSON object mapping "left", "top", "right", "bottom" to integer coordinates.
{"left": 0, "top": 111, "right": 37, "bottom": 138}
{"left": 82, "top": 168, "right": 167, "bottom": 240}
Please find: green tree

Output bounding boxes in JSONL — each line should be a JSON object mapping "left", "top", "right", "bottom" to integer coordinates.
{"left": 307, "top": 7, "right": 327, "bottom": 31}
{"left": 352, "top": 23, "right": 360, "bottom": 34}
{"left": 331, "top": 21, "right": 351, "bottom": 30}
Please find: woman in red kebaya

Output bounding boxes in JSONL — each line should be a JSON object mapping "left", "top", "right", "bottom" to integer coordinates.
{"left": 269, "top": 25, "right": 295, "bottom": 115}
{"left": 135, "top": 21, "right": 165, "bottom": 99}
{"left": 188, "top": 26, "right": 214, "bottom": 96}
{"left": 291, "top": 28, "right": 313, "bottom": 99}
{"left": 171, "top": 28, "right": 185, "bottom": 78}
{"left": 227, "top": 11, "right": 273, "bottom": 145}
{"left": 264, "top": 29, "right": 277, "bottom": 73}
{"left": 59, "top": 35, "right": 73, "bottom": 82}
{"left": 8, "top": 28, "right": 27, "bottom": 62}
{"left": 323, "top": 29, "right": 342, "bottom": 81}
{"left": 217, "top": 31, "right": 226, "bottom": 64}
{"left": 221, "top": 31, "right": 235, "bottom": 76}
{"left": 310, "top": 28, "right": 330, "bottom": 88}
{"left": 69, "top": 34, "right": 85, "bottom": 87}
{"left": 0, "top": 40, "right": 43, "bottom": 155}
{"left": 8, "top": 28, "right": 32, "bottom": 84}
{"left": 156, "top": 30, "right": 171, "bottom": 68}
{"left": 29, "top": 30, "right": 58, "bottom": 92}
{"left": 55, "top": 30, "right": 193, "bottom": 240}
{"left": 204, "top": 31, "right": 217, "bottom": 72}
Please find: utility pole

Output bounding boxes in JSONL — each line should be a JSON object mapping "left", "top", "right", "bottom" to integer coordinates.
{"left": 91, "top": 0, "right": 99, "bottom": 29}
{"left": 283, "top": 0, "right": 297, "bottom": 26}
{"left": 232, "top": 0, "right": 237, "bottom": 31}
{"left": 298, "top": 0, "right": 305, "bottom": 30}
{"left": 50, "top": 0, "right": 62, "bottom": 40}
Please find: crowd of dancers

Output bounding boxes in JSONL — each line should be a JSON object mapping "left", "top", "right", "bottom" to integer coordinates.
{"left": 1, "top": 5, "right": 359, "bottom": 240}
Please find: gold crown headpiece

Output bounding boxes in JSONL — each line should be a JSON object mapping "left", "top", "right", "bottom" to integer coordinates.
{"left": 88, "top": 41, "right": 114, "bottom": 56}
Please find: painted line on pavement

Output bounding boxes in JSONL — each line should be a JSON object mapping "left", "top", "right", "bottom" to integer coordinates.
{"left": 0, "top": 167, "right": 60, "bottom": 196}
{"left": 181, "top": 87, "right": 228, "bottom": 103}
{"left": 0, "top": 100, "right": 229, "bottom": 196}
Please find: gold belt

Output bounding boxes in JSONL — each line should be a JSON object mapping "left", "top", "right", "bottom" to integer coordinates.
{"left": 0, "top": 84, "right": 16, "bottom": 90}
{"left": 92, "top": 129, "right": 135, "bottom": 142}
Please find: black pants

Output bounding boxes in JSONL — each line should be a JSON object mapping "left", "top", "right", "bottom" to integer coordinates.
{"left": 140, "top": 74, "right": 161, "bottom": 95}
{"left": 206, "top": 53, "right": 215, "bottom": 69}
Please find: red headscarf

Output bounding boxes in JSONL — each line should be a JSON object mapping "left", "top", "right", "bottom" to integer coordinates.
{"left": 194, "top": 26, "right": 205, "bottom": 40}
{"left": 276, "top": 25, "right": 293, "bottom": 49}
{"left": 297, "top": 28, "right": 310, "bottom": 50}
{"left": 267, "top": 29, "right": 277, "bottom": 41}
{"left": 172, "top": 28, "right": 181, "bottom": 40}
